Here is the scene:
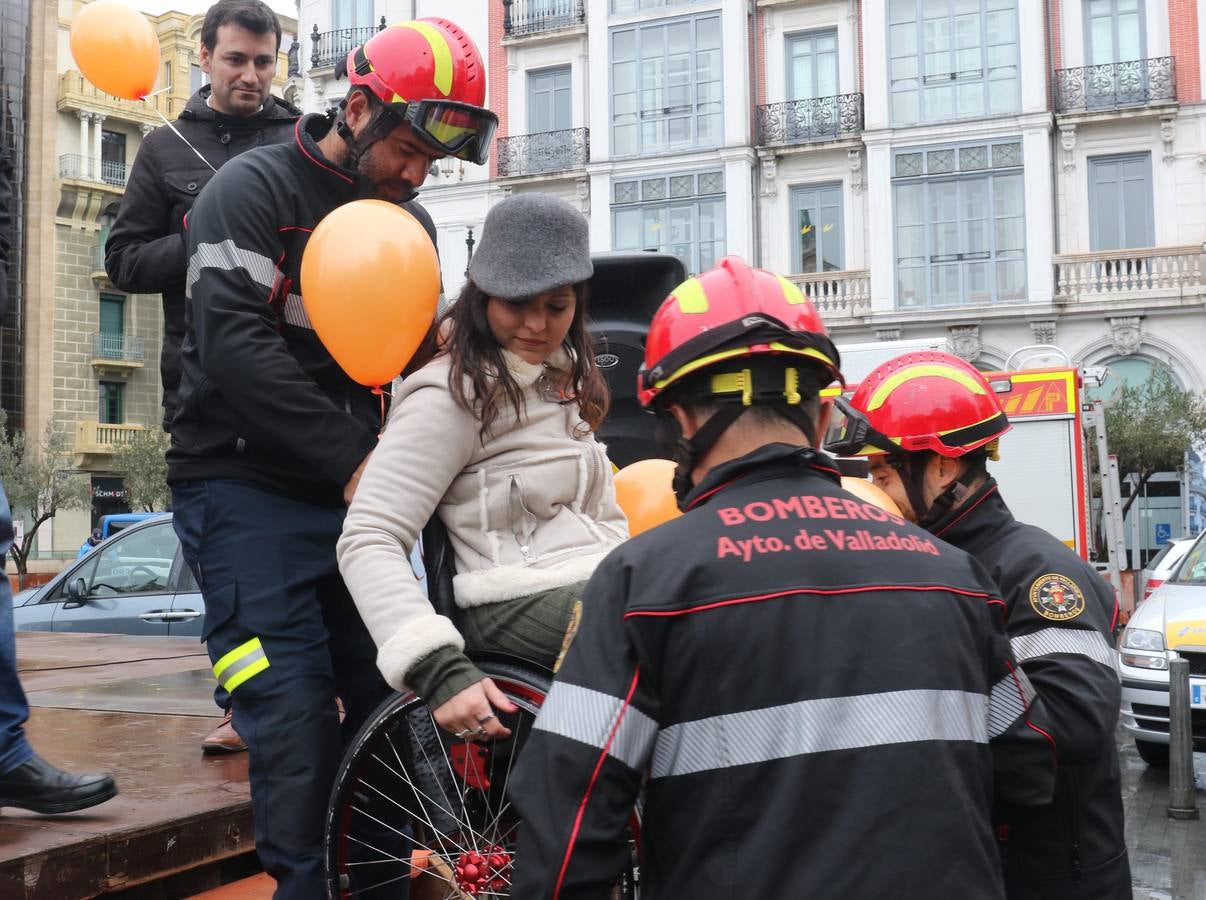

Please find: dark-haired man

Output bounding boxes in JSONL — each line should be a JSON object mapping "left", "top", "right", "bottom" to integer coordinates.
{"left": 106, "top": 0, "right": 298, "bottom": 755}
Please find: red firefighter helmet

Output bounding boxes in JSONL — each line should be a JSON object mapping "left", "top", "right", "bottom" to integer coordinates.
{"left": 637, "top": 256, "right": 842, "bottom": 408}
{"left": 346, "top": 18, "right": 496, "bottom": 164}
{"left": 841, "top": 351, "right": 1011, "bottom": 458}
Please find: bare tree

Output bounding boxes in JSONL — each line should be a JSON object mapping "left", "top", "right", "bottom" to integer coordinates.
{"left": 0, "top": 411, "right": 91, "bottom": 587}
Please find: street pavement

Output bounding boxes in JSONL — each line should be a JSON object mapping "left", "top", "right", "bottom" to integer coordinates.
{"left": 1119, "top": 727, "right": 1206, "bottom": 899}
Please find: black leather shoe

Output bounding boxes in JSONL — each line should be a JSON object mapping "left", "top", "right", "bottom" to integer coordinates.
{"left": 0, "top": 753, "right": 117, "bottom": 814}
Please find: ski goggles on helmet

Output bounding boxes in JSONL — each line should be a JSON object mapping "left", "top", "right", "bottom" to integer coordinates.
{"left": 825, "top": 396, "right": 901, "bottom": 458}
{"left": 385, "top": 98, "right": 498, "bottom": 166}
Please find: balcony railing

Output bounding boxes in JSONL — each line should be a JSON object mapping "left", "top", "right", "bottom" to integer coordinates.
{"left": 91, "top": 332, "right": 145, "bottom": 362}
{"left": 756, "top": 93, "right": 864, "bottom": 146}
{"left": 1054, "top": 246, "right": 1203, "bottom": 303}
{"left": 58, "top": 71, "right": 177, "bottom": 122}
{"left": 503, "top": 0, "right": 586, "bottom": 37}
{"left": 1055, "top": 57, "right": 1175, "bottom": 113}
{"left": 58, "top": 154, "right": 129, "bottom": 187}
{"left": 75, "top": 421, "right": 146, "bottom": 457}
{"left": 497, "top": 128, "right": 589, "bottom": 177}
{"left": 787, "top": 269, "right": 871, "bottom": 320}
{"left": 311, "top": 19, "right": 386, "bottom": 69}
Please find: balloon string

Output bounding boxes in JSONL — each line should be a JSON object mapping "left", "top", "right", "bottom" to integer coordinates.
{"left": 371, "top": 385, "right": 391, "bottom": 432}
{"left": 141, "top": 95, "right": 217, "bottom": 173}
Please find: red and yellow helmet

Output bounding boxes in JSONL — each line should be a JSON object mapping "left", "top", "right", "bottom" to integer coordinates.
{"left": 347, "top": 18, "right": 497, "bottom": 165}
{"left": 637, "top": 256, "right": 843, "bottom": 408}
{"left": 839, "top": 351, "right": 1011, "bottom": 458}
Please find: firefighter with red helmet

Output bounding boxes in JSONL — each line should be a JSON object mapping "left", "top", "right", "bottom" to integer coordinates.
{"left": 167, "top": 18, "right": 493, "bottom": 899}
{"left": 833, "top": 352, "right": 1129, "bottom": 899}
{"left": 509, "top": 259, "right": 1054, "bottom": 899}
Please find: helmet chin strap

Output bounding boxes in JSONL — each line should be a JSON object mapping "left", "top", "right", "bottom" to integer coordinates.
{"left": 897, "top": 453, "right": 978, "bottom": 528}
{"left": 663, "top": 402, "right": 819, "bottom": 508}
{"left": 333, "top": 94, "right": 406, "bottom": 175}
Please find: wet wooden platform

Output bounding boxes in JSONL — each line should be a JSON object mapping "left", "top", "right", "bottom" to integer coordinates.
{"left": 1, "top": 633, "right": 254, "bottom": 898}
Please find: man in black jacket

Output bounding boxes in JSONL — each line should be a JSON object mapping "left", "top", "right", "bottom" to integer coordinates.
{"left": 0, "top": 151, "right": 118, "bottom": 814}
{"left": 106, "top": 0, "right": 299, "bottom": 437}
{"left": 169, "top": 17, "right": 493, "bottom": 898}
{"left": 511, "top": 259, "right": 1055, "bottom": 899}
{"left": 105, "top": 0, "right": 297, "bottom": 756}
{"left": 836, "top": 351, "right": 1129, "bottom": 899}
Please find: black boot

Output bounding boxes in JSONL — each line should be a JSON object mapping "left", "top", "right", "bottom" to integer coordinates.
{"left": 0, "top": 753, "right": 117, "bottom": 814}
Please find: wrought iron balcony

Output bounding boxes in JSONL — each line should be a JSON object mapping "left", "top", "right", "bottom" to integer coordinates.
{"left": 59, "top": 154, "right": 129, "bottom": 187}
{"left": 503, "top": 0, "right": 586, "bottom": 37}
{"left": 1055, "top": 57, "right": 1175, "bottom": 114}
{"left": 497, "top": 128, "right": 589, "bottom": 177}
{"left": 311, "top": 19, "right": 386, "bottom": 69}
{"left": 756, "top": 93, "right": 864, "bottom": 147}
{"left": 91, "top": 332, "right": 145, "bottom": 362}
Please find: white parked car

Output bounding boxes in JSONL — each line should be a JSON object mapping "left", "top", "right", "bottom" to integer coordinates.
{"left": 1118, "top": 530, "right": 1206, "bottom": 766}
{"left": 1139, "top": 537, "right": 1196, "bottom": 601}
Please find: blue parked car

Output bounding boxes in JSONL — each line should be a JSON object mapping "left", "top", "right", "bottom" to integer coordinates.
{"left": 77, "top": 512, "right": 162, "bottom": 558}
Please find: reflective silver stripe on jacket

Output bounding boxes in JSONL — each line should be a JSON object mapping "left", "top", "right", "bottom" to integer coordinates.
{"left": 187, "top": 239, "right": 277, "bottom": 295}
{"left": 1011, "top": 627, "right": 1117, "bottom": 670}
{"left": 650, "top": 689, "right": 988, "bottom": 780}
{"left": 281, "top": 293, "right": 313, "bottom": 329}
{"left": 988, "top": 667, "right": 1036, "bottom": 738}
{"left": 533, "top": 681, "right": 658, "bottom": 771}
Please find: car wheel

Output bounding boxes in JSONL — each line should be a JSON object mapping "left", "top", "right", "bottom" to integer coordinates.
{"left": 1135, "top": 739, "right": 1170, "bottom": 767}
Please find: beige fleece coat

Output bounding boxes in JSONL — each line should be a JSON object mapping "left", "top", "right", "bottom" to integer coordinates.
{"left": 337, "top": 349, "right": 629, "bottom": 692}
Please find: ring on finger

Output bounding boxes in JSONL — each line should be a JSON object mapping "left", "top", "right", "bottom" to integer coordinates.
{"left": 477, "top": 713, "right": 496, "bottom": 725}
{"left": 454, "top": 728, "right": 474, "bottom": 739}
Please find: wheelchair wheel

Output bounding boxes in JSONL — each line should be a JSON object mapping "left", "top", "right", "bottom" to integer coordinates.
{"left": 325, "top": 659, "right": 637, "bottom": 898}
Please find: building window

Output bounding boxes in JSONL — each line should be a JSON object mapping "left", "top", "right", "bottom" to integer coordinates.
{"left": 333, "top": 0, "right": 373, "bottom": 30}
{"left": 893, "top": 139, "right": 1025, "bottom": 309}
{"left": 612, "top": 170, "right": 725, "bottom": 275}
{"left": 888, "top": 0, "right": 1019, "bottom": 125}
{"left": 528, "top": 66, "right": 571, "bottom": 134}
{"left": 1086, "top": 0, "right": 1144, "bottom": 65}
{"left": 99, "top": 382, "right": 124, "bottom": 424}
{"left": 788, "top": 29, "right": 838, "bottom": 101}
{"left": 611, "top": 14, "right": 722, "bottom": 157}
{"left": 100, "top": 130, "right": 126, "bottom": 185}
{"left": 1088, "top": 153, "right": 1153, "bottom": 251}
{"left": 99, "top": 294, "right": 124, "bottom": 337}
{"left": 189, "top": 63, "right": 206, "bottom": 93}
{"left": 790, "top": 184, "right": 843, "bottom": 274}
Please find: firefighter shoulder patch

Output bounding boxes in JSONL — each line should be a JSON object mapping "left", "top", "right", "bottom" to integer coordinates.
{"left": 1028, "top": 573, "right": 1087, "bottom": 621}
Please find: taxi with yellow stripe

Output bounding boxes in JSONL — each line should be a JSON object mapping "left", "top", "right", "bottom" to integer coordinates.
{"left": 1118, "top": 528, "right": 1206, "bottom": 766}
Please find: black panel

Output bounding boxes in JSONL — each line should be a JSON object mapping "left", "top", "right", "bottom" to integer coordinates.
{"left": 0, "top": 0, "right": 29, "bottom": 428}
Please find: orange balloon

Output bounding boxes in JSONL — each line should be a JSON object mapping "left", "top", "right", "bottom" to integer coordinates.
{"left": 615, "top": 459, "right": 682, "bottom": 537}
{"left": 301, "top": 200, "right": 441, "bottom": 387}
{"left": 69, "top": 1, "right": 160, "bottom": 101}
{"left": 841, "top": 476, "right": 903, "bottom": 517}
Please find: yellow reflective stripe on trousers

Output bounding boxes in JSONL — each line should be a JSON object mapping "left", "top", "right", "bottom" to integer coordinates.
{"left": 212, "top": 637, "right": 270, "bottom": 693}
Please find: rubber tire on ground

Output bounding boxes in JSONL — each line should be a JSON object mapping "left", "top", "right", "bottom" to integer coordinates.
{"left": 1134, "top": 738, "right": 1170, "bottom": 767}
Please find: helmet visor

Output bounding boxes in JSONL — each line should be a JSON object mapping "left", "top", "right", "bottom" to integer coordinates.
{"left": 825, "top": 396, "right": 901, "bottom": 457}
{"left": 406, "top": 100, "right": 498, "bottom": 165}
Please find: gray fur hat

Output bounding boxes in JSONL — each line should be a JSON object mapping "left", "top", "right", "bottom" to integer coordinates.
{"left": 468, "top": 193, "right": 593, "bottom": 299}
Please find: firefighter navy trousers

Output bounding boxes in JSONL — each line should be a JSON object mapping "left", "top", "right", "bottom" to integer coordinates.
{"left": 172, "top": 479, "right": 391, "bottom": 900}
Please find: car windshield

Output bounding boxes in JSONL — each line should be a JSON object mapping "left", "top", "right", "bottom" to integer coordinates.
{"left": 1171, "top": 535, "right": 1206, "bottom": 585}
{"left": 1148, "top": 542, "right": 1178, "bottom": 570}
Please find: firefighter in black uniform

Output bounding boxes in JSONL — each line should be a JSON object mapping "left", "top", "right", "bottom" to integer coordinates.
{"left": 509, "top": 259, "right": 1055, "bottom": 899}
{"left": 835, "top": 350, "right": 1129, "bottom": 899}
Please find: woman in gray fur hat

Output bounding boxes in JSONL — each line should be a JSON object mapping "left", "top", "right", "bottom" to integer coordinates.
{"left": 338, "top": 192, "right": 629, "bottom": 740}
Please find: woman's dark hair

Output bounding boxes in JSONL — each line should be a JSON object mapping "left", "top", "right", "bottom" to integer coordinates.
{"left": 442, "top": 280, "right": 609, "bottom": 441}
{"left": 201, "top": 0, "right": 282, "bottom": 52}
